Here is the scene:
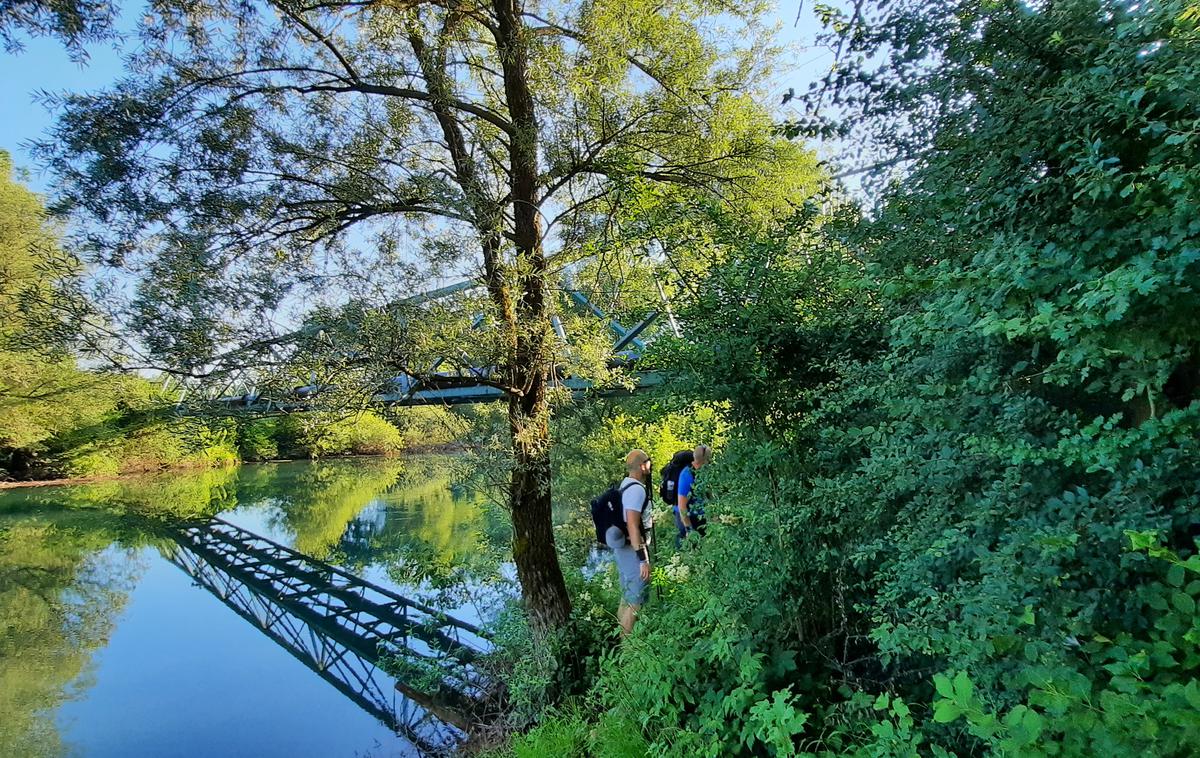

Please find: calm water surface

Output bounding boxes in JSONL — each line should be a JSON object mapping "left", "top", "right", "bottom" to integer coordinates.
{"left": 0, "top": 457, "right": 512, "bottom": 758}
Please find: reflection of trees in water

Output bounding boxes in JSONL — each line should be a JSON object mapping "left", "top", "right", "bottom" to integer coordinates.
{"left": 242, "top": 459, "right": 407, "bottom": 559}
{"left": 0, "top": 466, "right": 239, "bottom": 520}
{"left": 334, "top": 459, "right": 509, "bottom": 608}
{"left": 0, "top": 513, "right": 144, "bottom": 757}
{"left": 0, "top": 457, "right": 509, "bottom": 755}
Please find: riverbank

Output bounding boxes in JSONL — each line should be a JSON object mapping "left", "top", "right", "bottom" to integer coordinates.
{"left": 0, "top": 474, "right": 130, "bottom": 490}
{"left": 1, "top": 405, "right": 450, "bottom": 486}
{"left": 0, "top": 442, "right": 470, "bottom": 490}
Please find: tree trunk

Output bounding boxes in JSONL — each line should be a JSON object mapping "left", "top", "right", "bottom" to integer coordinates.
{"left": 507, "top": 382, "right": 572, "bottom": 635}
{"left": 492, "top": 0, "right": 572, "bottom": 636}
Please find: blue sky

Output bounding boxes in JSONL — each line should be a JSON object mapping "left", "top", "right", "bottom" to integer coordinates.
{"left": 0, "top": 3, "right": 835, "bottom": 192}
{"left": 0, "top": 32, "right": 129, "bottom": 189}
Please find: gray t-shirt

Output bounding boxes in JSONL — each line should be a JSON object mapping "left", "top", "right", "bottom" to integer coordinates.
{"left": 605, "top": 477, "right": 651, "bottom": 548}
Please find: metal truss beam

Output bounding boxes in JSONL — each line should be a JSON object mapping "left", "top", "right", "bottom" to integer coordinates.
{"left": 163, "top": 517, "right": 491, "bottom": 754}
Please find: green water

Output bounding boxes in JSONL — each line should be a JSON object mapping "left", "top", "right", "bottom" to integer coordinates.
{"left": 0, "top": 456, "right": 511, "bottom": 757}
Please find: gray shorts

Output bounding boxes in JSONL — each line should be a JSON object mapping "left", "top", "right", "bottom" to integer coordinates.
{"left": 605, "top": 526, "right": 648, "bottom": 605}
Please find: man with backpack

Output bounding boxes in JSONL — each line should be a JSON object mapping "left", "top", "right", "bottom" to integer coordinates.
{"left": 603, "top": 448, "right": 653, "bottom": 636}
{"left": 675, "top": 444, "right": 711, "bottom": 546}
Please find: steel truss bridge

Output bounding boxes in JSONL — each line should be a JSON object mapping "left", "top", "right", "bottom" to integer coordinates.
{"left": 162, "top": 516, "right": 491, "bottom": 755}
{"left": 188, "top": 277, "right": 680, "bottom": 411}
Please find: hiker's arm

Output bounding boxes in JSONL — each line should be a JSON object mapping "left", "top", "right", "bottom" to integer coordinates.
{"left": 627, "top": 510, "right": 646, "bottom": 556}
{"left": 677, "top": 492, "right": 693, "bottom": 529}
{"left": 627, "top": 509, "right": 650, "bottom": 581}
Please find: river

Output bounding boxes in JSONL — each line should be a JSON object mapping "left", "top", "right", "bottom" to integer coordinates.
{"left": 0, "top": 456, "right": 513, "bottom": 757}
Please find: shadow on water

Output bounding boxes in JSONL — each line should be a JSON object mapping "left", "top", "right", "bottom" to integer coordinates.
{"left": 0, "top": 456, "right": 509, "bottom": 757}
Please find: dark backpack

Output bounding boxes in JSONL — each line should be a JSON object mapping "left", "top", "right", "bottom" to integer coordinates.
{"left": 590, "top": 481, "right": 642, "bottom": 546}
{"left": 659, "top": 449, "right": 695, "bottom": 506}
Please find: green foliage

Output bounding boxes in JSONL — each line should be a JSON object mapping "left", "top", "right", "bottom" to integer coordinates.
{"left": 587, "top": 513, "right": 814, "bottom": 757}
{"left": 552, "top": 400, "right": 727, "bottom": 504}
{"left": 481, "top": 565, "right": 621, "bottom": 729}
{"left": 483, "top": 707, "right": 650, "bottom": 758}
{"left": 391, "top": 406, "right": 462, "bottom": 449}
{"left": 0, "top": 150, "right": 112, "bottom": 473}
{"left": 35, "top": 0, "right": 820, "bottom": 394}
{"left": 58, "top": 416, "right": 239, "bottom": 477}
{"left": 347, "top": 412, "right": 406, "bottom": 455}
{"left": 509, "top": 710, "right": 590, "bottom": 758}
{"left": 486, "top": 1, "right": 1200, "bottom": 754}
{"left": 274, "top": 411, "right": 404, "bottom": 459}
{"left": 922, "top": 536, "right": 1200, "bottom": 757}
{"left": 0, "top": 0, "right": 116, "bottom": 55}
{"left": 0, "top": 152, "right": 247, "bottom": 480}
{"left": 237, "top": 418, "right": 279, "bottom": 461}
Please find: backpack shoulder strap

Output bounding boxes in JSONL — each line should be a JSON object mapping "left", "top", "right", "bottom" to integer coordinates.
{"left": 619, "top": 479, "right": 650, "bottom": 507}
{"left": 618, "top": 479, "right": 648, "bottom": 503}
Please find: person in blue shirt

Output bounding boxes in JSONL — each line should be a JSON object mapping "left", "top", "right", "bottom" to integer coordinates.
{"left": 675, "top": 444, "right": 711, "bottom": 546}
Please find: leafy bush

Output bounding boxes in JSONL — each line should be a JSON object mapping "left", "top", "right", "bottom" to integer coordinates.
{"left": 346, "top": 412, "right": 404, "bottom": 455}
{"left": 392, "top": 406, "right": 462, "bottom": 448}
{"left": 513, "top": 2, "right": 1200, "bottom": 755}
{"left": 237, "top": 418, "right": 279, "bottom": 461}
{"left": 62, "top": 449, "right": 120, "bottom": 478}
{"left": 275, "top": 411, "right": 403, "bottom": 458}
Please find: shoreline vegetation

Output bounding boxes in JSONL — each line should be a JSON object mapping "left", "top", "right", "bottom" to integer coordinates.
{"left": 0, "top": 444, "right": 467, "bottom": 489}
{"left": 0, "top": 369, "right": 462, "bottom": 484}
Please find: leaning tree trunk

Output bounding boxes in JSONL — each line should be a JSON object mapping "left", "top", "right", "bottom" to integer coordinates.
{"left": 493, "top": 0, "right": 572, "bottom": 636}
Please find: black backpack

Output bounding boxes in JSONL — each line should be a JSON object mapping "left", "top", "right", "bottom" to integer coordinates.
{"left": 590, "top": 481, "right": 642, "bottom": 546}
{"left": 659, "top": 450, "right": 695, "bottom": 506}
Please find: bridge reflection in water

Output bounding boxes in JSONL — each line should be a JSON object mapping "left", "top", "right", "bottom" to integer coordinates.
{"left": 162, "top": 516, "right": 490, "bottom": 755}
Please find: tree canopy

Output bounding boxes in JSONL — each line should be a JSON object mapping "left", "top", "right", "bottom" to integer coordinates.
{"left": 36, "top": 0, "right": 821, "bottom": 632}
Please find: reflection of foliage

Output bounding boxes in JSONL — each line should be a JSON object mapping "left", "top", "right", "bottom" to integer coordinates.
{"left": 0, "top": 456, "right": 511, "bottom": 753}
{"left": 255, "top": 459, "right": 406, "bottom": 559}
{"left": 4, "top": 465, "right": 239, "bottom": 520}
{"left": 335, "top": 456, "right": 504, "bottom": 607}
{"left": 0, "top": 516, "right": 140, "bottom": 756}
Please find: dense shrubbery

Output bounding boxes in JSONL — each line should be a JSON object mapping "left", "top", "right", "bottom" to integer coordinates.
{"left": 492, "top": 2, "right": 1200, "bottom": 755}
{"left": 270, "top": 411, "right": 405, "bottom": 459}
{"left": 3, "top": 395, "right": 410, "bottom": 480}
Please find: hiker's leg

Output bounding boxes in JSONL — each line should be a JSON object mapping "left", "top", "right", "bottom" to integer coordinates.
{"left": 613, "top": 542, "right": 648, "bottom": 635}
{"left": 620, "top": 602, "right": 641, "bottom": 636}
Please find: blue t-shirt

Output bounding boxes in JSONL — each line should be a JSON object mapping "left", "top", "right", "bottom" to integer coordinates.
{"left": 674, "top": 466, "right": 697, "bottom": 514}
